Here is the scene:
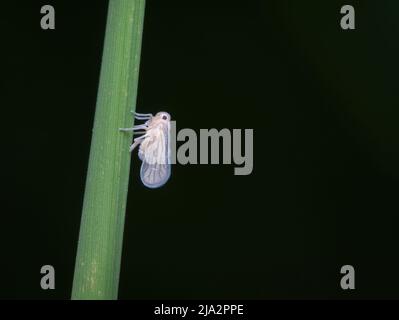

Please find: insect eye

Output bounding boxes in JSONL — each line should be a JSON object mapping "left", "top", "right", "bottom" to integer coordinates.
{"left": 162, "top": 115, "right": 168, "bottom": 120}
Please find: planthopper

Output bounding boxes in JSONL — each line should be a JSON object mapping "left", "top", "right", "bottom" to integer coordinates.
{"left": 120, "top": 111, "right": 172, "bottom": 188}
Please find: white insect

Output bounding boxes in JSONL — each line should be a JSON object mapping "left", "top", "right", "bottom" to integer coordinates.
{"left": 119, "top": 111, "right": 172, "bottom": 188}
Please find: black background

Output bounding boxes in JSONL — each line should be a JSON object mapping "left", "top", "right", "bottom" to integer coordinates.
{"left": 1, "top": 0, "right": 399, "bottom": 299}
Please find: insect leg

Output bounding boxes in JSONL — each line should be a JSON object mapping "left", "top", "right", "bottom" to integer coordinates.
{"left": 119, "top": 124, "right": 148, "bottom": 131}
{"left": 131, "top": 111, "right": 153, "bottom": 120}
{"left": 129, "top": 136, "right": 146, "bottom": 152}
{"left": 132, "top": 124, "right": 149, "bottom": 130}
{"left": 132, "top": 111, "right": 153, "bottom": 116}
{"left": 135, "top": 115, "right": 152, "bottom": 120}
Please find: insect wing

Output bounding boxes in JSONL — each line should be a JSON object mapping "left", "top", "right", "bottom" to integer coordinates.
{"left": 139, "top": 122, "right": 171, "bottom": 188}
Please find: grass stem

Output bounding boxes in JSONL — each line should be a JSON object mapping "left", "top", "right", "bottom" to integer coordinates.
{"left": 71, "top": 0, "right": 146, "bottom": 300}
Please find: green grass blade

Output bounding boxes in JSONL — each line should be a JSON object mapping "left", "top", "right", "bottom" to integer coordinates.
{"left": 71, "top": 0, "right": 146, "bottom": 300}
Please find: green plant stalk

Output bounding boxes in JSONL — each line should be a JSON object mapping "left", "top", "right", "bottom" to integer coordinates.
{"left": 71, "top": 0, "right": 146, "bottom": 300}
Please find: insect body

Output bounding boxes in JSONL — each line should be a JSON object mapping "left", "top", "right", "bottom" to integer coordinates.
{"left": 120, "top": 111, "right": 172, "bottom": 188}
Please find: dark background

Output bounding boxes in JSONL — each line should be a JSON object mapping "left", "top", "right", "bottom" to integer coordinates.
{"left": 1, "top": 0, "right": 399, "bottom": 299}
